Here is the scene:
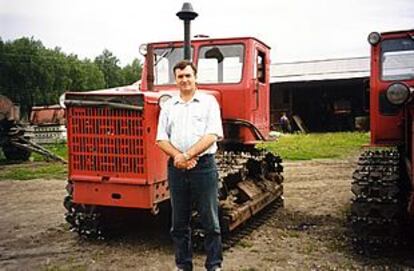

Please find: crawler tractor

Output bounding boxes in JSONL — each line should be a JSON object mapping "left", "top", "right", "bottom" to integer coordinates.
{"left": 63, "top": 3, "right": 283, "bottom": 239}
{"left": 350, "top": 29, "right": 414, "bottom": 252}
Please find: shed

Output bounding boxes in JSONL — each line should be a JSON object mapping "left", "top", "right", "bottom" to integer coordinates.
{"left": 269, "top": 56, "right": 370, "bottom": 132}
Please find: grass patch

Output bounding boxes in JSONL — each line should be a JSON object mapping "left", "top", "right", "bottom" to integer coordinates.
{"left": 0, "top": 133, "right": 369, "bottom": 180}
{"left": 0, "top": 143, "right": 67, "bottom": 181}
{"left": 0, "top": 143, "right": 67, "bottom": 163}
{"left": 32, "top": 142, "right": 68, "bottom": 161}
{"left": 0, "top": 162, "right": 67, "bottom": 181}
{"left": 261, "top": 132, "right": 370, "bottom": 161}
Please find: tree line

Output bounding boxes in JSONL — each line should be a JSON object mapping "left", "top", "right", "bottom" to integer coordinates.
{"left": 0, "top": 37, "right": 142, "bottom": 117}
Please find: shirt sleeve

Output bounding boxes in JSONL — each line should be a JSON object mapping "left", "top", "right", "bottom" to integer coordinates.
{"left": 156, "top": 106, "right": 170, "bottom": 141}
{"left": 205, "top": 96, "right": 224, "bottom": 140}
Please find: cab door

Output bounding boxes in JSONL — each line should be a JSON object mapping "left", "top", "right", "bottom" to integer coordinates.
{"left": 252, "top": 48, "right": 269, "bottom": 136}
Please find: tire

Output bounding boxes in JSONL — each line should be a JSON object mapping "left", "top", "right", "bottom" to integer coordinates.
{"left": 2, "top": 144, "right": 31, "bottom": 161}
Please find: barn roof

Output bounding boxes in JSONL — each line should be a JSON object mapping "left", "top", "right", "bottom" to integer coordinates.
{"left": 270, "top": 56, "right": 370, "bottom": 83}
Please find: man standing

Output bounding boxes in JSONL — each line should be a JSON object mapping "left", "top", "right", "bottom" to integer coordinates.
{"left": 279, "top": 112, "right": 291, "bottom": 133}
{"left": 156, "top": 60, "right": 223, "bottom": 271}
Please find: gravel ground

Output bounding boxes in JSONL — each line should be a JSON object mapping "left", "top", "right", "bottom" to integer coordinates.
{"left": 1, "top": 156, "right": 414, "bottom": 270}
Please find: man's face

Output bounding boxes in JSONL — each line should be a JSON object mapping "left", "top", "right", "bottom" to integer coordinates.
{"left": 175, "top": 65, "right": 196, "bottom": 93}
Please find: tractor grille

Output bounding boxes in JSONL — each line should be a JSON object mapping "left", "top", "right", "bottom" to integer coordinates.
{"left": 67, "top": 107, "right": 145, "bottom": 177}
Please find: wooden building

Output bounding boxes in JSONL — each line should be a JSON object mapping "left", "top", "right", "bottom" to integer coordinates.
{"left": 270, "top": 56, "right": 370, "bottom": 132}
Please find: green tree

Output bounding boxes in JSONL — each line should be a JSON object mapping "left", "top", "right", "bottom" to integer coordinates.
{"left": 79, "top": 59, "right": 106, "bottom": 90}
{"left": 0, "top": 37, "right": 137, "bottom": 117}
{"left": 94, "top": 49, "right": 123, "bottom": 88}
{"left": 0, "top": 37, "right": 45, "bottom": 116}
{"left": 121, "top": 58, "right": 142, "bottom": 85}
{"left": 67, "top": 56, "right": 105, "bottom": 91}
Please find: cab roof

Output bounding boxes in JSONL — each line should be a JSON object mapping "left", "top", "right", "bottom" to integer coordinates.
{"left": 148, "top": 36, "right": 271, "bottom": 49}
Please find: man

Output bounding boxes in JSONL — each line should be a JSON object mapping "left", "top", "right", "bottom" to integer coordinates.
{"left": 156, "top": 60, "right": 223, "bottom": 271}
{"left": 279, "top": 112, "right": 291, "bottom": 133}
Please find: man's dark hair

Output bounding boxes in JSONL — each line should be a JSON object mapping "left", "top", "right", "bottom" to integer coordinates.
{"left": 173, "top": 60, "right": 197, "bottom": 76}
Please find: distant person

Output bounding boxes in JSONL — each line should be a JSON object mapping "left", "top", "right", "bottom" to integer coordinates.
{"left": 280, "top": 112, "right": 291, "bottom": 133}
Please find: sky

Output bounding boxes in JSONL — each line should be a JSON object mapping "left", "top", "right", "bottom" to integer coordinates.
{"left": 1, "top": 0, "right": 413, "bottom": 66}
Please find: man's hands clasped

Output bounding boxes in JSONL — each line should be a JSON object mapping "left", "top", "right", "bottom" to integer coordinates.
{"left": 174, "top": 152, "right": 197, "bottom": 170}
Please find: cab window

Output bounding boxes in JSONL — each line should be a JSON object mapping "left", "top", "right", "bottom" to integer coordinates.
{"left": 154, "top": 47, "right": 192, "bottom": 85}
{"left": 256, "top": 51, "right": 266, "bottom": 83}
{"left": 381, "top": 38, "right": 414, "bottom": 81}
{"left": 197, "top": 44, "right": 244, "bottom": 83}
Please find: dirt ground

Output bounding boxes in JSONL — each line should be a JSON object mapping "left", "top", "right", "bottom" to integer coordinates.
{"left": 1, "top": 156, "right": 414, "bottom": 271}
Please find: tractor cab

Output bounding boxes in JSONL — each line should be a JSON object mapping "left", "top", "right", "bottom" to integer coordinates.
{"left": 368, "top": 30, "right": 414, "bottom": 145}
{"left": 140, "top": 37, "right": 271, "bottom": 147}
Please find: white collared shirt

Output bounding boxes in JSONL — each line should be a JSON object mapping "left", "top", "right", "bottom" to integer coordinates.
{"left": 156, "top": 91, "right": 223, "bottom": 155}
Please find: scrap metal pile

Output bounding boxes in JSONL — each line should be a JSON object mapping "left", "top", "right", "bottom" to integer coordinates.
{"left": 0, "top": 95, "right": 66, "bottom": 163}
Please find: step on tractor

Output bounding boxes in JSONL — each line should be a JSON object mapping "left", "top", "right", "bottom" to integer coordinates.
{"left": 350, "top": 29, "right": 414, "bottom": 253}
{"left": 63, "top": 3, "right": 283, "bottom": 240}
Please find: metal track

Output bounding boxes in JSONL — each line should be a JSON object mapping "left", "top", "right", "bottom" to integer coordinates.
{"left": 191, "top": 150, "right": 284, "bottom": 249}
{"left": 222, "top": 197, "right": 283, "bottom": 250}
{"left": 64, "top": 188, "right": 104, "bottom": 239}
{"left": 64, "top": 150, "right": 284, "bottom": 245}
{"left": 216, "top": 150, "right": 283, "bottom": 231}
{"left": 349, "top": 149, "right": 407, "bottom": 254}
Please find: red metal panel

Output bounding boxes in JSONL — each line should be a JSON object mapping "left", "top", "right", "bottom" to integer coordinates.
{"left": 65, "top": 95, "right": 171, "bottom": 209}
{"left": 73, "top": 182, "right": 153, "bottom": 209}
{"left": 67, "top": 107, "right": 146, "bottom": 180}
{"left": 408, "top": 109, "right": 414, "bottom": 215}
{"left": 370, "top": 30, "right": 414, "bottom": 145}
{"left": 30, "top": 105, "right": 65, "bottom": 125}
{"left": 142, "top": 100, "right": 169, "bottom": 185}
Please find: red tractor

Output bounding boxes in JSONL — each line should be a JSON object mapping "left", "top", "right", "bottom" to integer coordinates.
{"left": 350, "top": 29, "right": 414, "bottom": 252}
{"left": 63, "top": 4, "right": 283, "bottom": 239}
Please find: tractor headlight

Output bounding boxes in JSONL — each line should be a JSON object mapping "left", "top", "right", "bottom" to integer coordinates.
{"left": 139, "top": 43, "right": 148, "bottom": 56}
{"left": 59, "top": 93, "right": 66, "bottom": 109}
{"left": 158, "top": 94, "right": 172, "bottom": 109}
{"left": 368, "top": 32, "right": 381, "bottom": 46}
{"left": 386, "top": 82, "right": 411, "bottom": 105}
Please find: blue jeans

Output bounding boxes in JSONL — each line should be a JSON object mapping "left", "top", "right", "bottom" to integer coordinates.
{"left": 168, "top": 154, "right": 223, "bottom": 271}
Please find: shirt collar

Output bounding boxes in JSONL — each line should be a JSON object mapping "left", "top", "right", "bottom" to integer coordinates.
{"left": 172, "top": 90, "right": 201, "bottom": 105}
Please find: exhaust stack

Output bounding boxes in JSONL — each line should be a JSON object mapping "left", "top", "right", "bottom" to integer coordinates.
{"left": 176, "top": 3, "right": 198, "bottom": 60}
